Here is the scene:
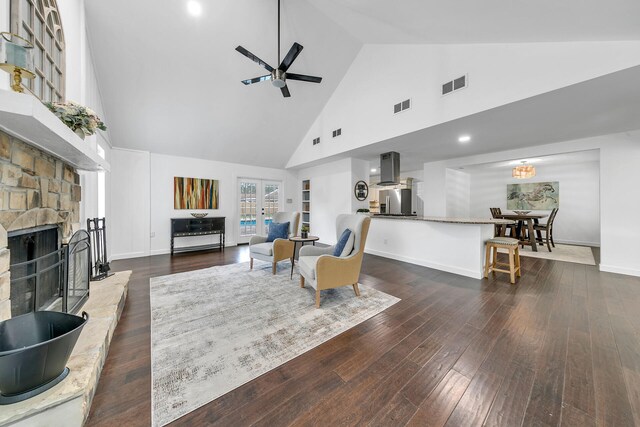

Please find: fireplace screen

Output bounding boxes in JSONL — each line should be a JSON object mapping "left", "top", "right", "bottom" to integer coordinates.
{"left": 8, "top": 227, "right": 90, "bottom": 317}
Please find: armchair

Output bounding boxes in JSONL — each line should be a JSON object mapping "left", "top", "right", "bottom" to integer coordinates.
{"left": 249, "top": 211, "right": 300, "bottom": 274}
{"left": 298, "top": 214, "right": 371, "bottom": 308}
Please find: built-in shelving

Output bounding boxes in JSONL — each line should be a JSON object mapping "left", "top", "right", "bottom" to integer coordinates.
{"left": 0, "top": 90, "right": 110, "bottom": 171}
{"left": 302, "top": 180, "right": 310, "bottom": 231}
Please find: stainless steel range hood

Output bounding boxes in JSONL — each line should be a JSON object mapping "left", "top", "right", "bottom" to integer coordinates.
{"left": 378, "top": 151, "right": 400, "bottom": 186}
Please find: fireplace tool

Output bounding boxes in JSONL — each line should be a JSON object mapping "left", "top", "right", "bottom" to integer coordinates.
{"left": 87, "top": 217, "right": 113, "bottom": 281}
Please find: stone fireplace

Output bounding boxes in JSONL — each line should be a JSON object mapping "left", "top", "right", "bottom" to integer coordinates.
{"left": 0, "top": 129, "right": 81, "bottom": 321}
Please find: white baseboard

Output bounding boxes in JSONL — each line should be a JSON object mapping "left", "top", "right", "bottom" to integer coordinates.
{"left": 599, "top": 264, "right": 640, "bottom": 278}
{"left": 555, "top": 239, "right": 600, "bottom": 247}
{"left": 365, "top": 248, "right": 482, "bottom": 279}
{"left": 110, "top": 251, "right": 147, "bottom": 261}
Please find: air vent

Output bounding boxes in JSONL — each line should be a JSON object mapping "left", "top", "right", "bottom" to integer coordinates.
{"left": 442, "top": 75, "right": 467, "bottom": 96}
{"left": 332, "top": 128, "right": 342, "bottom": 138}
{"left": 393, "top": 98, "right": 411, "bottom": 114}
{"left": 312, "top": 137, "right": 320, "bottom": 145}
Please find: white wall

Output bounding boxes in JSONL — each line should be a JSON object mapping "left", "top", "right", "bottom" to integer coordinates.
{"left": 446, "top": 169, "right": 471, "bottom": 218}
{"left": 298, "top": 158, "right": 353, "bottom": 245}
{"left": 149, "top": 153, "right": 297, "bottom": 255}
{"left": 287, "top": 41, "right": 640, "bottom": 168}
{"left": 423, "top": 131, "right": 640, "bottom": 276}
{"left": 110, "top": 149, "right": 150, "bottom": 259}
{"left": 109, "top": 149, "right": 297, "bottom": 259}
{"left": 467, "top": 161, "right": 600, "bottom": 246}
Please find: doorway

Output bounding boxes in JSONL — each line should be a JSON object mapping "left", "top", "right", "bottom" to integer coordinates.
{"left": 238, "top": 179, "right": 282, "bottom": 244}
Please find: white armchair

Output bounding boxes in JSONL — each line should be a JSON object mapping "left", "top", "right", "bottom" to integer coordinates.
{"left": 249, "top": 211, "right": 301, "bottom": 274}
{"left": 298, "top": 214, "right": 371, "bottom": 307}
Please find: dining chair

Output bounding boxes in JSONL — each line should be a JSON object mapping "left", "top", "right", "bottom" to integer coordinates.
{"left": 489, "top": 207, "right": 516, "bottom": 238}
{"left": 532, "top": 208, "right": 559, "bottom": 252}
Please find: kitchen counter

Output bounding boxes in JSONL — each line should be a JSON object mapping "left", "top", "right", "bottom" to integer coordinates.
{"left": 366, "top": 215, "right": 508, "bottom": 279}
{"left": 372, "top": 215, "right": 514, "bottom": 225}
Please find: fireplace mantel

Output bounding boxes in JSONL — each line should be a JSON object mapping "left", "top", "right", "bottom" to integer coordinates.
{"left": 0, "top": 90, "right": 110, "bottom": 172}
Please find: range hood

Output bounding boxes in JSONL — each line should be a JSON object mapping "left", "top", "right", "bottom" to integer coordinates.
{"left": 378, "top": 151, "right": 400, "bottom": 186}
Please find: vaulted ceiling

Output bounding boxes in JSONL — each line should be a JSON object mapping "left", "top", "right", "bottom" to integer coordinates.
{"left": 85, "top": 0, "right": 640, "bottom": 168}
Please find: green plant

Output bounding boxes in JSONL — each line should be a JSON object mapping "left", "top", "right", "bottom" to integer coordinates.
{"left": 356, "top": 208, "right": 370, "bottom": 213}
{"left": 44, "top": 100, "right": 107, "bottom": 137}
{"left": 301, "top": 224, "right": 310, "bottom": 232}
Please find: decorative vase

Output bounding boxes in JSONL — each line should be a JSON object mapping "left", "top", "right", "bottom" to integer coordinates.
{"left": 74, "top": 129, "right": 85, "bottom": 140}
{"left": 301, "top": 231, "right": 308, "bottom": 238}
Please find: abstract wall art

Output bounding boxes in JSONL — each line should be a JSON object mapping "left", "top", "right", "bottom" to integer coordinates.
{"left": 507, "top": 181, "right": 559, "bottom": 210}
{"left": 174, "top": 177, "right": 219, "bottom": 209}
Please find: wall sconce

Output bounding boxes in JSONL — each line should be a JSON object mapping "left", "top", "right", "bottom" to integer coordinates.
{"left": 0, "top": 32, "right": 35, "bottom": 93}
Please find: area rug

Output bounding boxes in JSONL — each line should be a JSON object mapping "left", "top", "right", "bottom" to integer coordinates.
{"left": 499, "top": 243, "right": 596, "bottom": 265}
{"left": 149, "top": 261, "right": 399, "bottom": 426}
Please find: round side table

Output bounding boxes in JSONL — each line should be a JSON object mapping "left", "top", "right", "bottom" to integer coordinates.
{"left": 289, "top": 235, "right": 320, "bottom": 279}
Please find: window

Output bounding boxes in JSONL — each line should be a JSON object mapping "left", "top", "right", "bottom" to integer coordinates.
{"left": 10, "top": 0, "right": 65, "bottom": 101}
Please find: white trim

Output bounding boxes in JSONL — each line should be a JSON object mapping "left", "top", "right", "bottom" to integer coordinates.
{"left": 554, "top": 239, "right": 600, "bottom": 247}
{"left": 110, "top": 251, "right": 147, "bottom": 261}
{"left": 148, "top": 243, "right": 238, "bottom": 257}
{"left": 365, "top": 248, "right": 482, "bottom": 279}
{"left": 599, "top": 264, "right": 640, "bottom": 278}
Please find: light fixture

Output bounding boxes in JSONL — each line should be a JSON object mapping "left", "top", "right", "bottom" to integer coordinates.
{"left": 186, "top": 0, "right": 202, "bottom": 16}
{"left": 370, "top": 168, "right": 377, "bottom": 173}
{"left": 0, "top": 32, "right": 35, "bottom": 93}
{"left": 512, "top": 161, "right": 536, "bottom": 179}
{"left": 458, "top": 135, "right": 471, "bottom": 143}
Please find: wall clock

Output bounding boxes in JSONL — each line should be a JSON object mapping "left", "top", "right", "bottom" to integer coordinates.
{"left": 354, "top": 180, "right": 368, "bottom": 201}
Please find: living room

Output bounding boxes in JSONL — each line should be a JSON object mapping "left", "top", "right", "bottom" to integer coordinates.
{"left": 1, "top": 1, "right": 640, "bottom": 426}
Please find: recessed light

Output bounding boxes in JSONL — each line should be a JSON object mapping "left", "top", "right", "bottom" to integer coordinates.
{"left": 370, "top": 168, "right": 377, "bottom": 173}
{"left": 458, "top": 135, "right": 471, "bottom": 143}
{"left": 187, "top": 0, "right": 202, "bottom": 16}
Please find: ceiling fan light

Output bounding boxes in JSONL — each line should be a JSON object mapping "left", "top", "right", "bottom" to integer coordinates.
{"left": 272, "top": 78, "right": 286, "bottom": 88}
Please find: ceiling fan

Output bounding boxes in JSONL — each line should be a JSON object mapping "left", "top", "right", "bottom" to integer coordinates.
{"left": 235, "top": 0, "right": 322, "bottom": 98}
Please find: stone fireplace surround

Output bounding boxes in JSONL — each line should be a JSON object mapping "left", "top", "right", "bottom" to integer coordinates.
{"left": 0, "top": 129, "right": 81, "bottom": 321}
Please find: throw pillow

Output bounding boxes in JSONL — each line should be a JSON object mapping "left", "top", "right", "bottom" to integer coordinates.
{"left": 333, "top": 228, "right": 354, "bottom": 257}
{"left": 266, "top": 222, "right": 290, "bottom": 242}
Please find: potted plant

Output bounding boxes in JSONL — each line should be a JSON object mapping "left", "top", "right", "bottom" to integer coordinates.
{"left": 301, "top": 224, "right": 309, "bottom": 238}
{"left": 44, "top": 100, "right": 107, "bottom": 140}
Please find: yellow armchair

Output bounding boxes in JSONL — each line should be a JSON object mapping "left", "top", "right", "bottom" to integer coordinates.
{"left": 249, "top": 211, "right": 300, "bottom": 274}
{"left": 298, "top": 214, "right": 371, "bottom": 307}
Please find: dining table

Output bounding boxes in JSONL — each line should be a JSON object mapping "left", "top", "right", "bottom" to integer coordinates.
{"left": 496, "top": 212, "right": 548, "bottom": 252}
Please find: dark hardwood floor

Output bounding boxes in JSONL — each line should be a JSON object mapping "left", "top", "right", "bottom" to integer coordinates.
{"left": 85, "top": 246, "right": 640, "bottom": 427}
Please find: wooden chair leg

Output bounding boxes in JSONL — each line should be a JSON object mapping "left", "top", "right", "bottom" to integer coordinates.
{"left": 550, "top": 231, "right": 555, "bottom": 247}
{"left": 509, "top": 248, "right": 516, "bottom": 284}
{"left": 315, "top": 289, "right": 321, "bottom": 308}
{"left": 546, "top": 233, "right": 552, "bottom": 252}
{"left": 484, "top": 244, "right": 491, "bottom": 278}
{"left": 492, "top": 247, "right": 498, "bottom": 274}
{"left": 300, "top": 275, "right": 305, "bottom": 288}
{"left": 352, "top": 283, "right": 361, "bottom": 296}
{"left": 272, "top": 263, "right": 276, "bottom": 275}
{"left": 515, "top": 247, "right": 521, "bottom": 277}
{"left": 250, "top": 258, "right": 253, "bottom": 270}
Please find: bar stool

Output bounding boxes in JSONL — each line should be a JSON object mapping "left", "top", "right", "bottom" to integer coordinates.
{"left": 484, "top": 237, "right": 521, "bottom": 284}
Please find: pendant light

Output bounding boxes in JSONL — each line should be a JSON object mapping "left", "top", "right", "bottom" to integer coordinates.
{"left": 512, "top": 161, "right": 536, "bottom": 179}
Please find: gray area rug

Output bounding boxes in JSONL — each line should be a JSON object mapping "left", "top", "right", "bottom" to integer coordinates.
{"left": 150, "top": 261, "right": 399, "bottom": 426}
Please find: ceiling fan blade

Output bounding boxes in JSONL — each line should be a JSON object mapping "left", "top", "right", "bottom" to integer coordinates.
{"left": 281, "top": 85, "right": 291, "bottom": 98}
{"left": 279, "top": 42, "right": 303, "bottom": 72}
{"left": 241, "top": 75, "right": 271, "bottom": 85}
{"left": 235, "top": 46, "right": 274, "bottom": 72}
{"left": 286, "top": 73, "right": 322, "bottom": 83}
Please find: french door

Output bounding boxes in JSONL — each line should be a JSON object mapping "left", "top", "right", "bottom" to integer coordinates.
{"left": 238, "top": 179, "right": 282, "bottom": 244}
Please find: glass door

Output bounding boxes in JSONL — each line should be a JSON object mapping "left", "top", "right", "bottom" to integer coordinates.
{"left": 238, "top": 179, "right": 282, "bottom": 244}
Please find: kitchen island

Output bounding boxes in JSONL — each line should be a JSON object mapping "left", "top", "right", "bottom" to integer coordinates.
{"left": 366, "top": 215, "right": 514, "bottom": 279}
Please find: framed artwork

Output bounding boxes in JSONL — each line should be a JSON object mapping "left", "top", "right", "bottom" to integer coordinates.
{"left": 354, "top": 180, "right": 369, "bottom": 201}
{"left": 507, "top": 181, "right": 559, "bottom": 210}
{"left": 174, "top": 177, "right": 219, "bottom": 209}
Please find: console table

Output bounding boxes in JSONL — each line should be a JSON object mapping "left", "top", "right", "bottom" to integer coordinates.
{"left": 170, "top": 217, "right": 225, "bottom": 255}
